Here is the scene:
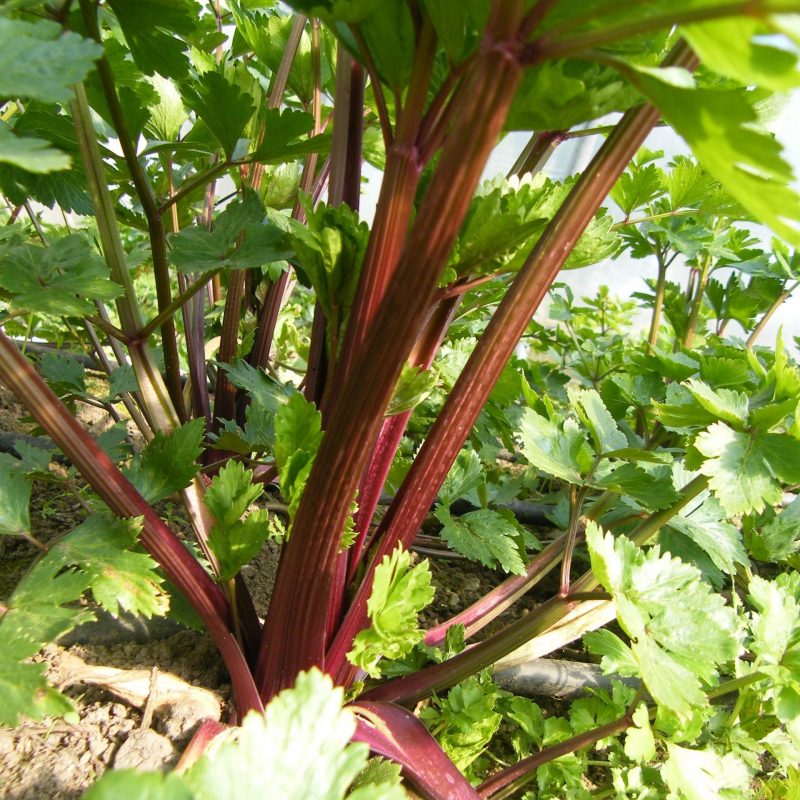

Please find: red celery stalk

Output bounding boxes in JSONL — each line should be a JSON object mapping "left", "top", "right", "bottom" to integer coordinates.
{"left": 347, "top": 297, "right": 461, "bottom": 583}
{"left": 0, "top": 333, "right": 262, "bottom": 718}
{"left": 255, "top": 2, "right": 528, "bottom": 700}
{"left": 325, "top": 42, "right": 697, "bottom": 684}
{"left": 352, "top": 701, "right": 480, "bottom": 800}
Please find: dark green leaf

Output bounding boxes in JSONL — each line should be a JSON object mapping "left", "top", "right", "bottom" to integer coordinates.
{"left": 182, "top": 72, "right": 255, "bottom": 159}
{"left": 435, "top": 506, "right": 527, "bottom": 575}
{"left": 124, "top": 419, "right": 205, "bottom": 504}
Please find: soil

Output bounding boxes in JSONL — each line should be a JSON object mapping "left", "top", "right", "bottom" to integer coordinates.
{"left": 0, "top": 387, "right": 562, "bottom": 799}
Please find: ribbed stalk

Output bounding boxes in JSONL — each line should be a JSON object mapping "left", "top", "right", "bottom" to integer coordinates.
{"left": 255, "top": 2, "right": 528, "bottom": 700}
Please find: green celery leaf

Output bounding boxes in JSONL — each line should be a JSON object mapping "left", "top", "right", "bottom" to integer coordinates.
{"left": 667, "top": 498, "right": 747, "bottom": 575}
{"left": 438, "top": 449, "right": 483, "bottom": 508}
{"left": 0, "top": 18, "right": 101, "bottom": 103}
{"left": 38, "top": 352, "right": 87, "bottom": 398}
{"left": 586, "top": 522, "right": 738, "bottom": 717}
{"left": 519, "top": 407, "right": 593, "bottom": 484}
{"left": 595, "top": 462, "right": 679, "bottom": 511}
{"left": 418, "top": 673, "right": 505, "bottom": 772}
{"left": 506, "top": 60, "right": 641, "bottom": 132}
{"left": 206, "top": 462, "right": 271, "bottom": 581}
{"left": 182, "top": 72, "right": 255, "bottom": 159}
{"left": 747, "top": 499, "right": 800, "bottom": 562}
{"left": 435, "top": 507, "right": 526, "bottom": 575}
{"left": 274, "top": 393, "right": 323, "bottom": 520}
{"left": 610, "top": 162, "right": 664, "bottom": 216}
{"left": 80, "top": 771, "right": 194, "bottom": 800}
{"left": 87, "top": 669, "right": 404, "bottom": 798}
{"left": 124, "top": 418, "right": 205, "bottom": 504}
{"left": 683, "top": 379, "right": 749, "bottom": 428}
{"left": 663, "top": 743, "right": 751, "bottom": 800}
{"left": 107, "top": 0, "right": 200, "bottom": 78}
{"left": 0, "top": 557, "right": 93, "bottom": 725}
{"left": 46, "top": 515, "right": 168, "bottom": 618}
{"left": 694, "top": 422, "right": 799, "bottom": 515}
{"left": 633, "top": 68, "right": 800, "bottom": 245}
{"left": 349, "top": 546, "right": 434, "bottom": 678}
{"left": 249, "top": 108, "right": 329, "bottom": 163}
{"left": 0, "top": 234, "right": 123, "bottom": 316}
{"left": 169, "top": 192, "right": 293, "bottom": 272}
{"left": 0, "top": 464, "right": 32, "bottom": 536}
{"left": 0, "top": 658, "right": 78, "bottom": 728}
{"left": 0, "top": 122, "right": 70, "bottom": 173}
{"left": 683, "top": 17, "right": 800, "bottom": 92}
{"left": 385, "top": 364, "right": 437, "bottom": 416}
{"left": 569, "top": 386, "right": 627, "bottom": 454}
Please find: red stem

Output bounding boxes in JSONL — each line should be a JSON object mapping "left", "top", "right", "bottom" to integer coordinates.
{"left": 255, "top": 3, "right": 528, "bottom": 701}
{"left": 327, "top": 40, "right": 697, "bottom": 685}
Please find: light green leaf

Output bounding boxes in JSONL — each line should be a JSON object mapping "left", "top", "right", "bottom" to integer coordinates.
{"left": 694, "top": 422, "right": 793, "bottom": 515}
{"left": 683, "top": 17, "right": 800, "bottom": 92}
{"left": 107, "top": 0, "right": 200, "bottom": 78}
{"left": 519, "top": 408, "right": 592, "bottom": 484}
{"left": 147, "top": 75, "right": 188, "bottom": 142}
{"left": 663, "top": 743, "right": 751, "bottom": 800}
{"left": 683, "top": 379, "right": 749, "bottom": 428}
{"left": 87, "top": 669, "right": 404, "bottom": 799}
{"left": 349, "top": 546, "right": 434, "bottom": 678}
{"left": 46, "top": 515, "right": 168, "bottom": 618}
{"left": 569, "top": 386, "right": 627, "bottom": 454}
{"left": 206, "top": 462, "right": 272, "bottom": 581}
{"left": 274, "top": 393, "right": 323, "bottom": 521}
{"left": 435, "top": 507, "right": 526, "bottom": 575}
{"left": 249, "top": 108, "right": 329, "bottom": 163}
{"left": 586, "top": 521, "right": 738, "bottom": 717}
{"left": 170, "top": 192, "right": 293, "bottom": 273}
{"left": 385, "top": 364, "right": 437, "bottom": 416}
{"left": 0, "top": 123, "right": 70, "bottom": 173}
{"left": 124, "top": 418, "right": 205, "bottom": 504}
{"left": 624, "top": 704, "right": 656, "bottom": 762}
{"left": 667, "top": 499, "right": 747, "bottom": 575}
{"left": 0, "top": 18, "right": 101, "bottom": 103}
{"left": 633, "top": 69, "right": 800, "bottom": 245}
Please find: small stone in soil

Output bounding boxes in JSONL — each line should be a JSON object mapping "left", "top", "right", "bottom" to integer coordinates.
{"left": 113, "top": 729, "right": 176, "bottom": 771}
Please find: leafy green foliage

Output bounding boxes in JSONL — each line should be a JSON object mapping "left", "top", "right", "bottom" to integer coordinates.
{"left": 169, "top": 192, "right": 292, "bottom": 273}
{"left": 519, "top": 407, "right": 593, "bottom": 484}
{"left": 0, "top": 513, "right": 165, "bottom": 725}
{"left": 585, "top": 522, "right": 738, "bottom": 718}
{"left": 85, "top": 669, "right": 404, "bottom": 799}
{"left": 0, "top": 463, "right": 32, "bottom": 537}
{"left": 273, "top": 392, "right": 323, "bottom": 522}
{"left": 107, "top": 0, "right": 200, "bottom": 78}
{"left": 435, "top": 506, "right": 527, "bottom": 575}
{"left": 124, "top": 419, "right": 205, "bottom": 504}
{"left": 349, "top": 546, "right": 434, "bottom": 678}
{"left": 419, "top": 672, "right": 506, "bottom": 773}
{"left": 0, "top": 122, "right": 70, "bottom": 173}
{"left": 0, "top": 18, "right": 101, "bottom": 103}
{"left": 0, "top": 235, "right": 122, "bottom": 316}
{"left": 206, "top": 462, "right": 273, "bottom": 581}
{"left": 694, "top": 422, "right": 800, "bottom": 516}
{"left": 45, "top": 515, "right": 168, "bottom": 618}
{"left": 182, "top": 72, "right": 255, "bottom": 159}
{"left": 633, "top": 68, "right": 800, "bottom": 245}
